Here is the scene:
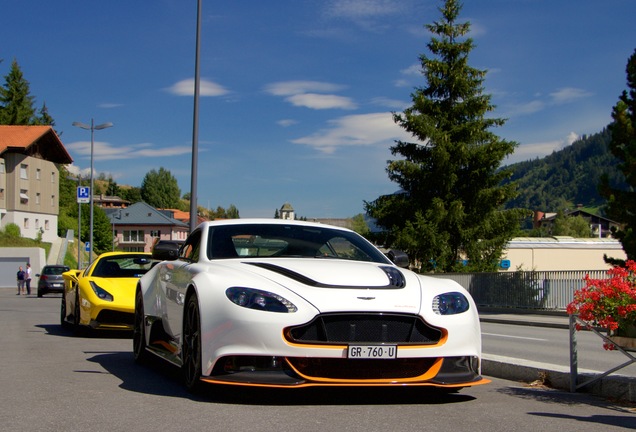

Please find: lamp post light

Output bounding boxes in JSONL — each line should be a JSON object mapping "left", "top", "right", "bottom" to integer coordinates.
{"left": 72, "top": 119, "right": 113, "bottom": 264}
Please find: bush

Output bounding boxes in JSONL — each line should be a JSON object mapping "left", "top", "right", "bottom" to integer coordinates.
{"left": 3, "top": 223, "right": 21, "bottom": 237}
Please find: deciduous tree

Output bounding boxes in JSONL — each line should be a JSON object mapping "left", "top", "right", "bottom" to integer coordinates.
{"left": 140, "top": 167, "right": 181, "bottom": 209}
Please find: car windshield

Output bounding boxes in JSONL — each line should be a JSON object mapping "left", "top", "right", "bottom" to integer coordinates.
{"left": 92, "top": 255, "right": 157, "bottom": 278}
{"left": 43, "top": 266, "right": 69, "bottom": 275}
{"left": 206, "top": 224, "right": 390, "bottom": 264}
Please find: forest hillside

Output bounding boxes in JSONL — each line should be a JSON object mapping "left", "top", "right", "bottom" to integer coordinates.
{"left": 503, "top": 128, "right": 626, "bottom": 213}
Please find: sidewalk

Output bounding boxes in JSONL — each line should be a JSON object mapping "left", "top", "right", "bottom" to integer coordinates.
{"left": 478, "top": 310, "right": 636, "bottom": 402}
{"left": 479, "top": 310, "right": 570, "bottom": 329}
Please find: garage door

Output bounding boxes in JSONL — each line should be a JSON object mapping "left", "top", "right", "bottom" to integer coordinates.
{"left": 0, "top": 257, "right": 29, "bottom": 289}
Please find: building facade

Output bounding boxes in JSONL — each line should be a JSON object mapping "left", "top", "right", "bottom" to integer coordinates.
{"left": 107, "top": 202, "right": 189, "bottom": 252}
{"left": 0, "top": 126, "right": 73, "bottom": 242}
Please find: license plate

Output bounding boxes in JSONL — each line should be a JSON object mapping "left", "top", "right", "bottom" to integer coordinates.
{"left": 347, "top": 345, "right": 397, "bottom": 359}
{"left": 52, "top": 283, "right": 62, "bottom": 288}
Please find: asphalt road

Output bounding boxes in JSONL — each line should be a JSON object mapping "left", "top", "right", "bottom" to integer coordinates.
{"left": 482, "top": 322, "right": 636, "bottom": 376}
{"left": 1, "top": 290, "right": 635, "bottom": 432}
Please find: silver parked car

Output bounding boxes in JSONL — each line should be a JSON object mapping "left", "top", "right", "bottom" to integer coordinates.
{"left": 37, "top": 265, "right": 70, "bottom": 297}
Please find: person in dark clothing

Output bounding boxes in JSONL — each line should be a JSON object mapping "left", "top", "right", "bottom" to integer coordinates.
{"left": 16, "top": 266, "right": 25, "bottom": 295}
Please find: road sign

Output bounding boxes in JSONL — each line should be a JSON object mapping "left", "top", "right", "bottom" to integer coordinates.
{"left": 77, "top": 186, "right": 90, "bottom": 203}
{"left": 85, "top": 242, "right": 90, "bottom": 252}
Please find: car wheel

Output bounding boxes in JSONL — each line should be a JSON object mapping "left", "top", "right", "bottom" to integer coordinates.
{"left": 182, "top": 294, "right": 204, "bottom": 393}
{"left": 60, "top": 295, "right": 70, "bottom": 329}
{"left": 133, "top": 288, "right": 150, "bottom": 365}
{"left": 37, "top": 289, "right": 43, "bottom": 298}
{"left": 73, "top": 289, "right": 83, "bottom": 334}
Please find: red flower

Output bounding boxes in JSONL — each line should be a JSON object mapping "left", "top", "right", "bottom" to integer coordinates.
{"left": 567, "top": 260, "right": 636, "bottom": 350}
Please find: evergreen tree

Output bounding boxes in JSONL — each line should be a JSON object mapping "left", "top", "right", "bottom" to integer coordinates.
{"left": 35, "top": 102, "right": 55, "bottom": 126}
{"left": 0, "top": 59, "right": 37, "bottom": 124}
{"left": 365, "top": 0, "right": 525, "bottom": 272}
{"left": 600, "top": 48, "right": 636, "bottom": 261}
{"left": 140, "top": 167, "right": 181, "bottom": 209}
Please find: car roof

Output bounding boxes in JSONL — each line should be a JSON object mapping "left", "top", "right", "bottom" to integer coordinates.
{"left": 196, "top": 218, "right": 354, "bottom": 233}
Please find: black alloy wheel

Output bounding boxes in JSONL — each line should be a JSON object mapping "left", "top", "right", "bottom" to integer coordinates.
{"left": 133, "top": 288, "right": 150, "bottom": 365}
{"left": 182, "top": 294, "right": 204, "bottom": 393}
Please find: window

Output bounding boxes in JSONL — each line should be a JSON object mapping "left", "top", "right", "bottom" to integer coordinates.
{"left": 0, "top": 160, "right": 5, "bottom": 173}
{"left": 0, "top": 188, "right": 4, "bottom": 199}
{"left": 51, "top": 171, "right": 55, "bottom": 183}
{"left": 20, "top": 189, "right": 28, "bottom": 204}
{"left": 123, "top": 230, "right": 144, "bottom": 243}
{"left": 23, "top": 218, "right": 29, "bottom": 229}
{"left": 180, "top": 230, "right": 201, "bottom": 261}
{"left": 150, "top": 230, "right": 161, "bottom": 238}
{"left": 51, "top": 195, "right": 55, "bottom": 207}
{"left": 36, "top": 193, "right": 40, "bottom": 205}
{"left": 35, "top": 219, "right": 39, "bottom": 229}
{"left": 36, "top": 168, "right": 41, "bottom": 180}
{"left": 20, "top": 164, "right": 28, "bottom": 179}
{"left": 45, "top": 220, "right": 50, "bottom": 230}
{"left": 123, "top": 246, "right": 145, "bottom": 252}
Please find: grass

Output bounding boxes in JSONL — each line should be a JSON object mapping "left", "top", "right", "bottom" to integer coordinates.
{"left": 0, "top": 232, "right": 83, "bottom": 268}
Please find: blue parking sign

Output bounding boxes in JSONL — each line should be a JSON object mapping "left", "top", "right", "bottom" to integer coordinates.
{"left": 77, "top": 186, "right": 90, "bottom": 203}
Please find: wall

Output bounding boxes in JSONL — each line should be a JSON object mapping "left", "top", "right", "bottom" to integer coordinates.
{"left": 502, "top": 237, "right": 627, "bottom": 271}
{"left": 0, "top": 247, "right": 46, "bottom": 288}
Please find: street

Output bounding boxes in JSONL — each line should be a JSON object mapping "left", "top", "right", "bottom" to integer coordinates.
{"left": 482, "top": 322, "right": 636, "bottom": 377}
{"left": 1, "top": 290, "right": 634, "bottom": 431}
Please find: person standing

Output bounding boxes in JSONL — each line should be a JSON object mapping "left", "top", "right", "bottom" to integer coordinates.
{"left": 16, "top": 266, "right": 25, "bottom": 295}
{"left": 25, "top": 263, "right": 32, "bottom": 295}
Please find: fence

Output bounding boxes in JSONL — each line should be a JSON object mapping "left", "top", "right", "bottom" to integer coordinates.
{"left": 427, "top": 270, "right": 608, "bottom": 310}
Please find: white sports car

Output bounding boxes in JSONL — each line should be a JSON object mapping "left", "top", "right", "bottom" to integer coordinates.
{"left": 133, "top": 219, "right": 489, "bottom": 393}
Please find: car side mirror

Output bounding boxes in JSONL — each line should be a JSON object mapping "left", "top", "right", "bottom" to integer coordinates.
{"left": 387, "top": 250, "right": 410, "bottom": 269}
{"left": 152, "top": 241, "right": 180, "bottom": 261}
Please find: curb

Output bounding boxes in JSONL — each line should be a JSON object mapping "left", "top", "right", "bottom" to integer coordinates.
{"left": 483, "top": 354, "right": 636, "bottom": 403}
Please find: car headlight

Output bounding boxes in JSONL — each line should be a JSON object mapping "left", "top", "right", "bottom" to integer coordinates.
{"left": 90, "top": 281, "right": 114, "bottom": 302}
{"left": 226, "top": 287, "right": 297, "bottom": 313}
{"left": 432, "top": 292, "right": 470, "bottom": 315}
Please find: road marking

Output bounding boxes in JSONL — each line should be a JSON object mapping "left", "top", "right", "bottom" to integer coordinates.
{"left": 482, "top": 332, "right": 548, "bottom": 342}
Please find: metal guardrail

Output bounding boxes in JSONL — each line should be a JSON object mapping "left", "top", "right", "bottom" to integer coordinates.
{"left": 427, "top": 270, "right": 609, "bottom": 310}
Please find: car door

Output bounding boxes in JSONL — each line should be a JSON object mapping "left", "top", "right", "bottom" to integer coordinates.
{"left": 163, "top": 229, "right": 202, "bottom": 347}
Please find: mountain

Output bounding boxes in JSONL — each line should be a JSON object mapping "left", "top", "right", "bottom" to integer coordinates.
{"left": 503, "top": 128, "right": 627, "bottom": 212}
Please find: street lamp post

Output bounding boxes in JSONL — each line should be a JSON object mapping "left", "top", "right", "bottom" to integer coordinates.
{"left": 72, "top": 119, "right": 113, "bottom": 264}
{"left": 77, "top": 173, "right": 81, "bottom": 268}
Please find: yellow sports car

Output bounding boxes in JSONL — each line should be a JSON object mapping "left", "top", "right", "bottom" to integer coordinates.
{"left": 61, "top": 252, "right": 157, "bottom": 332}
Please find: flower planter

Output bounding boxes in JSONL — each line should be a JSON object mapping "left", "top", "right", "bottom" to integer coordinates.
{"left": 609, "top": 323, "right": 636, "bottom": 352}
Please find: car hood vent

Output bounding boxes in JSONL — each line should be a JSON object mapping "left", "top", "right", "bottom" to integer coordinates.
{"left": 245, "top": 262, "right": 406, "bottom": 289}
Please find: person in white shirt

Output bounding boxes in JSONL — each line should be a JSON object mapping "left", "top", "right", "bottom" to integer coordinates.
{"left": 25, "top": 263, "right": 32, "bottom": 295}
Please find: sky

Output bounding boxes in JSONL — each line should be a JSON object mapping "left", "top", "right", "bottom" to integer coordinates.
{"left": 2, "top": 0, "right": 635, "bottom": 218}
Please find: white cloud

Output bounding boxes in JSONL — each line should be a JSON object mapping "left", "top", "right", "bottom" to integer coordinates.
{"left": 264, "top": 81, "right": 346, "bottom": 96}
{"left": 277, "top": 119, "right": 298, "bottom": 127}
{"left": 505, "top": 132, "right": 580, "bottom": 164}
{"left": 98, "top": 103, "right": 123, "bottom": 109}
{"left": 166, "top": 78, "right": 229, "bottom": 96}
{"left": 66, "top": 140, "right": 192, "bottom": 161}
{"left": 265, "top": 80, "right": 355, "bottom": 110}
{"left": 291, "top": 112, "right": 417, "bottom": 153}
{"left": 325, "top": 0, "right": 405, "bottom": 19}
{"left": 502, "top": 100, "right": 545, "bottom": 117}
{"left": 370, "top": 96, "right": 408, "bottom": 109}
{"left": 400, "top": 63, "right": 421, "bottom": 76}
{"left": 549, "top": 87, "right": 593, "bottom": 104}
{"left": 287, "top": 93, "right": 357, "bottom": 110}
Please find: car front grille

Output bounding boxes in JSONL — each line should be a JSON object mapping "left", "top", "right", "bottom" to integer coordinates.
{"left": 286, "top": 357, "right": 438, "bottom": 380}
{"left": 285, "top": 313, "right": 442, "bottom": 345}
{"left": 95, "top": 310, "right": 134, "bottom": 326}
